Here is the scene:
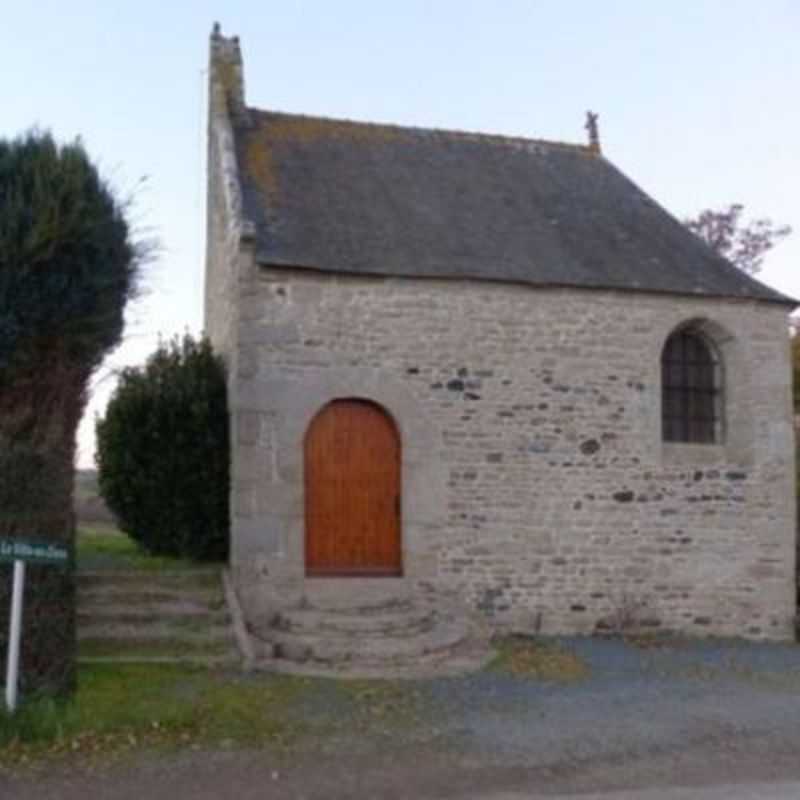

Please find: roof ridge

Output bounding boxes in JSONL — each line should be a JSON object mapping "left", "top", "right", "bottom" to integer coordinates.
{"left": 244, "top": 106, "right": 595, "bottom": 156}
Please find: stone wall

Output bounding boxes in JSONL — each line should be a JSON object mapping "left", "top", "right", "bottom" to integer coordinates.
{"left": 205, "top": 29, "right": 253, "bottom": 409}
{"left": 225, "top": 265, "right": 796, "bottom": 641}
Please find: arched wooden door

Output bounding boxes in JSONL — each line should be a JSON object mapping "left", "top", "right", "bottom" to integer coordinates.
{"left": 304, "top": 399, "right": 402, "bottom": 576}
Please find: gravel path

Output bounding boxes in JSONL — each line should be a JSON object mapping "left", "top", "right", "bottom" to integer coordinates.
{"left": 5, "top": 635, "right": 800, "bottom": 798}
{"left": 424, "top": 636, "right": 800, "bottom": 765}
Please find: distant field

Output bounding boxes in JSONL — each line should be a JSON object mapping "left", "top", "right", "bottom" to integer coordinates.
{"left": 75, "top": 469, "right": 116, "bottom": 525}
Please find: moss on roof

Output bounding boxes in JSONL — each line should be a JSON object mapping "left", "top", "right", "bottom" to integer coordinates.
{"left": 231, "top": 107, "right": 793, "bottom": 305}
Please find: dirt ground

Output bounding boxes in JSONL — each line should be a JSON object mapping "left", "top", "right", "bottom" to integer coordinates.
{"left": 5, "top": 636, "right": 800, "bottom": 799}
{"left": 5, "top": 733, "right": 800, "bottom": 799}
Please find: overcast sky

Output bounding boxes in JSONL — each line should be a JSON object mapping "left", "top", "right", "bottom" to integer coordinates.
{"left": 2, "top": 1, "right": 798, "bottom": 468}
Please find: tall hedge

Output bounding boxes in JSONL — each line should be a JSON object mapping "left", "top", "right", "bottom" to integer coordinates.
{"left": 96, "top": 335, "right": 230, "bottom": 561}
{"left": 0, "top": 131, "right": 139, "bottom": 697}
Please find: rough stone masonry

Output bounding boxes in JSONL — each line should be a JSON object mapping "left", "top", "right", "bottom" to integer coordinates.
{"left": 205, "top": 26, "right": 797, "bottom": 641}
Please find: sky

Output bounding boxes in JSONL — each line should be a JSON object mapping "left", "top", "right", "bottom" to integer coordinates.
{"left": 1, "top": 1, "right": 798, "bottom": 468}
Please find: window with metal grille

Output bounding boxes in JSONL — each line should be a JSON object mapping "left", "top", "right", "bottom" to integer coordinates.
{"left": 661, "top": 330, "right": 720, "bottom": 443}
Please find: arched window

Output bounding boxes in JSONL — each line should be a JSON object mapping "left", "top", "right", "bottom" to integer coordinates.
{"left": 661, "top": 328, "right": 720, "bottom": 444}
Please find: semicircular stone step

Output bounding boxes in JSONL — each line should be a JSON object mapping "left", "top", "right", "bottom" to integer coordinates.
{"left": 270, "top": 615, "right": 469, "bottom": 665}
{"left": 272, "top": 605, "right": 437, "bottom": 637}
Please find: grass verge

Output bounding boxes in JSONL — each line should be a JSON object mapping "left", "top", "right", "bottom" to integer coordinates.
{"left": 77, "top": 526, "right": 218, "bottom": 572}
{"left": 0, "top": 669, "right": 433, "bottom": 769}
{"left": 0, "top": 664, "right": 309, "bottom": 769}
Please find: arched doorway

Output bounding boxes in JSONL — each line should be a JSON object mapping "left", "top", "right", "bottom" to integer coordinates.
{"left": 304, "top": 399, "right": 402, "bottom": 576}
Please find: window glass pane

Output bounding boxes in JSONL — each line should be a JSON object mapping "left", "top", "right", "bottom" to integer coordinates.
{"left": 696, "top": 363, "right": 713, "bottom": 390}
{"left": 683, "top": 334, "right": 696, "bottom": 361}
{"left": 664, "top": 389, "right": 680, "bottom": 418}
{"left": 700, "top": 391, "right": 715, "bottom": 421}
{"left": 667, "top": 361, "right": 682, "bottom": 388}
{"left": 688, "top": 389, "right": 713, "bottom": 422}
{"left": 661, "top": 330, "right": 719, "bottom": 444}
{"left": 695, "top": 340, "right": 713, "bottom": 366}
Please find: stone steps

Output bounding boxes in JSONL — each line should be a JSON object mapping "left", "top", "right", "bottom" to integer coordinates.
{"left": 79, "top": 635, "right": 235, "bottom": 661}
{"left": 250, "top": 593, "right": 493, "bottom": 678}
{"left": 273, "top": 602, "right": 436, "bottom": 638}
{"left": 79, "top": 654, "right": 238, "bottom": 667}
{"left": 77, "top": 570, "right": 221, "bottom": 590}
{"left": 78, "top": 595, "right": 228, "bottom": 618}
{"left": 79, "top": 620, "right": 233, "bottom": 642}
{"left": 264, "top": 640, "right": 493, "bottom": 680}
{"left": 78, "top": 588, "right": 223, "bottom": 607}
{"left": 76, "top": 568, "right": 239, "bottom": 665}
{"left": 270, "top": 616, "right": 468, "bottom": 663}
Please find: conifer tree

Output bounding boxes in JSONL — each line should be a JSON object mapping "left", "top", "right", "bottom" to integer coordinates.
{"left": 0, "top": 131, "right": 140, "bottom": 696}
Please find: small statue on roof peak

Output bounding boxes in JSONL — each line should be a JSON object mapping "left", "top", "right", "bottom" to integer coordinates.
{"left": 585, "top": 111, "right": 601, "bottom": 154}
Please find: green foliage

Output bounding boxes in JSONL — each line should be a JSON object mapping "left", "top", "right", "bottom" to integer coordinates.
{"left": 0, "top": 130, "right": 140, "bottom": 697}
{"left": 0, "top": 130, "right": 138, "bottom": 381}
{"left": 0, "top": 694, "right": 78, "bottom": 749}
{"left": 96, "top": 335, "right": 229, "bottom": 561}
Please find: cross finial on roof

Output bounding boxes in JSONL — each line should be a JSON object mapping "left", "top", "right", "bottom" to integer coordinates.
{"left": 585, "top": 111, "right": 601, "bottom": 154}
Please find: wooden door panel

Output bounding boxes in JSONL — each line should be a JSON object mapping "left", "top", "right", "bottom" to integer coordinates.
{"left": 305, "top": 399, "right": 401, "bottom": 576}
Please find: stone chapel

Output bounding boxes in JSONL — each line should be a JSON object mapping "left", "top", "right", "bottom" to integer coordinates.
{"left": 205, "top": 27, "right": 796, "bottom": 670}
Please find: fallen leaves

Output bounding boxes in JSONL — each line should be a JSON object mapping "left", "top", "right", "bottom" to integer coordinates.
{"left": 491, "top": 637, "right": 590, "bottom": 682}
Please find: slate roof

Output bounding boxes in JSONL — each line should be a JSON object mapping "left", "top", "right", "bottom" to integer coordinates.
{"left": 233, "top": 109, "right": 793, "bottom": 305}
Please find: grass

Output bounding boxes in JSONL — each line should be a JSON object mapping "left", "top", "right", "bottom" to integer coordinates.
{"left": 76, "top": 525, "right": 218, "bottom": 572}
{"left": 0, "top": 520, "right": 296, "bottom": 767}
{"left": 489, "top": 635, "right": 590, "bottom": 682}
{"left": 0, "top": 635, "right": 591, "bottom": 769}
{"left": 77, "top": 638, "right": 232, "bottom": 660}
{"left": 0, "top": 668, "right": 431, "bottom": 769}
{"left": 15, "top": 635, "right": 800, "bottom": 771}
{"left": 332, "top": 680, "right": 426, "bottom": 733}
{"left": 0, "top": 665, "right": 310, "bottom": 768}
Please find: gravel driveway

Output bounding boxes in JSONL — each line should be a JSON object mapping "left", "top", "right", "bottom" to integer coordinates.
{"left": 5, "top": 635, "right": 800, "bottom": 798}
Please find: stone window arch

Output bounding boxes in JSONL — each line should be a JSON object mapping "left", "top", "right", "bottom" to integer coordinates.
{"left": 661, "top": 325, "right": 722, "bottom": 444}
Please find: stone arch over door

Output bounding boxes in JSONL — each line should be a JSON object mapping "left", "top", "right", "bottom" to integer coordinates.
{"left": 234, "top": 366, "right": 446, "bottom": 596}
{"left": 304, "top": 398, "right": 402, "bottom": 577}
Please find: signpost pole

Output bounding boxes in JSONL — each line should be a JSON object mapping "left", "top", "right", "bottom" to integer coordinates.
{"left": 0, "top": 538, "right": 67, "bottom": 712}
{"left": 5, "top": 559, "right": 25, "bottom": 713}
